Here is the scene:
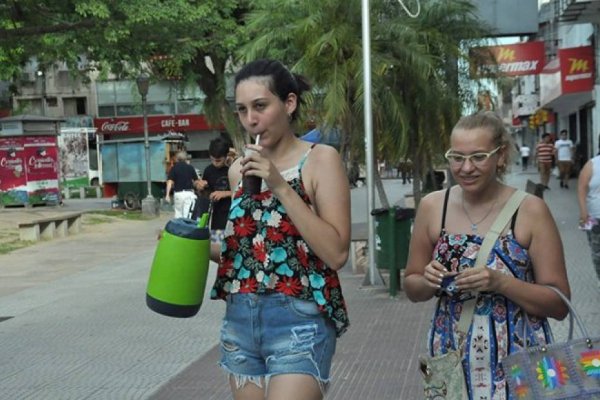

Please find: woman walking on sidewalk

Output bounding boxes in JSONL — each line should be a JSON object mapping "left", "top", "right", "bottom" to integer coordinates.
{"left": 577, "top": 154, "right": 600, "bottom": 287}
{"left": 404, "top": 112, "right": 570, "bottom": 399}
{"left": 209, "top": 59, "right": 351, "bottom": 400}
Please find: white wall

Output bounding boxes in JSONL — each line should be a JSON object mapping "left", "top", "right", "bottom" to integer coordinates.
{"left": 560, "top": 23, "right": 594, "bottom": 48}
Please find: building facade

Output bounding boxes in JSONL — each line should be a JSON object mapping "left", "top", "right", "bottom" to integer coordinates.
{"left": 513, "top": 0, "right": 600, "bottom": 169}
{"left": 10, "top": 58, "right": 226, "bottom": 176}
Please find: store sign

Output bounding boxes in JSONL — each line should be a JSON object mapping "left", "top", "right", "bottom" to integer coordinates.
{"left": 540, "top": 46, "right": 595, "bottom": 107}
{"left": 560, "top": 46, "right": 594, "bottom": 94}
{"left": 470, "top": 41, "right": 545, "bottom": 77}
{"left": 94, "top": 115, "right": 214, "bottom": 135}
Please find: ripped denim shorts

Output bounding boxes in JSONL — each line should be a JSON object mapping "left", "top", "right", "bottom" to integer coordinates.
{"left": 219, "top": 293, "right": 337, "bottom": 391}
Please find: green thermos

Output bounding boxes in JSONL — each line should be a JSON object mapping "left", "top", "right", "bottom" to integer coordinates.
{"left": 146, "top": 216, "right": 210, "bottom": 318}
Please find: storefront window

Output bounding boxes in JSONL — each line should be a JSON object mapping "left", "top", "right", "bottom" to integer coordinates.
{"left": 96, "top": 81, "right": 116, "bottom": 109}
{"left": 96, "top": 80, "right": 205, "bottom": 117}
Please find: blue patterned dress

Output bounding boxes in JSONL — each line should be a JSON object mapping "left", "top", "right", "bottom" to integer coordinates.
{"left": 429, "top": 191, "right": 553, "bottom": 399}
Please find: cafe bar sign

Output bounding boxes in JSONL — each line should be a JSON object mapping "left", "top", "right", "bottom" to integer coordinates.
{"left": 470, "top": 41, "right": 546, "bottom": 77}
{"left": 94, "top": 115, "right": 213, "bottom": 135}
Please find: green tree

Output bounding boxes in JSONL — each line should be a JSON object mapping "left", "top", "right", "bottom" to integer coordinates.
{"left": 374, "top": 0, "right": 493, "bottom": 204}
{"left": 0, "top": 0, "right": 248, "bottom": 137}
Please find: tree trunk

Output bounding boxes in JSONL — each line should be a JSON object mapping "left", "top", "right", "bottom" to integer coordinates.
{"left": 411, "top": 142, "right": 422, "bottom": 208}
{"left": 374, "top": 168, "right": 390, "bottom": 210}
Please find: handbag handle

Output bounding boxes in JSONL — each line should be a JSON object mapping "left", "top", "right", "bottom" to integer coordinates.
{"left": 522, "top": 286, "right": 591, "bottom": 350}
{"left": 457, "top": 190, "right": 529, "bottom": 337}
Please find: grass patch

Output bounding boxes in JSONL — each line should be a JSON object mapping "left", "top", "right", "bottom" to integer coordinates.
{"left": 0, "top": 240, "right": 33, "bottom": 255}
{"left": 0, "top": 230, "right": 17, "bottom": 240}
{"left": 86, "top": 210, "right": 151, "bottom": 221}
{"left": 84, "top": 215, "right": 115, "bottom": 225}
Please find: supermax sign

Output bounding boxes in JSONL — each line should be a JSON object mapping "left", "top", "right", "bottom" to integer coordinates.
{"left": 94, "top": 115, "right": 213, "bottom": 135}
{"left": 470, "top": 41, "right": 546, "bottom": 77}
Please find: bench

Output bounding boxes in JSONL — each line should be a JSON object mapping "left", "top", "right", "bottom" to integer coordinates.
{"left": 18, "top": 212, "right": 83, "bottom": 242}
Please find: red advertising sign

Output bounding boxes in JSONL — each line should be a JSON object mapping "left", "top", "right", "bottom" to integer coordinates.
{"left": 560, "top": 46, "right": 594, "bottom": 94}
{"left": 24, "top": 136, "right": 59, "bottom": 181}
{"left": 23, "top": 136, "right": 60, "bottom": 204}
{"left": 470, "top": 41, "right": 546, "bottom": 77}
{"left": 94, "top": 114, "right": 215, "bottom": 135}
{"left": 0, "top": 137, "right": 26, "bottom": 192}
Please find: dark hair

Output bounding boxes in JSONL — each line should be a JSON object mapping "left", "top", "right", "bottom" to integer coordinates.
{"left": 560, "top": 129, "right": 568, "bottom": 135}
{"left": 542, "top": 133, "right": 550, "bottom": 139}
{"left": 234, "top": 59, "right": 311, "bottom": 121}
{"left": 208, "top": 137, "right": 230, "bottom": 158}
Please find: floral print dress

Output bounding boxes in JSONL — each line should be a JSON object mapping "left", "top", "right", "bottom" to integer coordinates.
{"left": 210, "top": 145, "right": 349, "bottom": 337}
{"left": 429, "top": 191, "right": 553, "bottom": 399}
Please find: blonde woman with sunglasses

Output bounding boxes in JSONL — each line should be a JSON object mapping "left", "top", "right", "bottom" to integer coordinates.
{"left": 404, "top": 111, "right": 570, "bottom": 400}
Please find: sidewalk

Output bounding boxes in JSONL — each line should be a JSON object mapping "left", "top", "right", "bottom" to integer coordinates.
{"left": 0, "top": 171, "right": 598, "bottom": 399}
{"left": 150, "top": 169, "right": 600, "bottom": 400}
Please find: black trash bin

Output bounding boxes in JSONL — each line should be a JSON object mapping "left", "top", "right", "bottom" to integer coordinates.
{"left": 371, "top": 206, "right": 415, "bottom": 296}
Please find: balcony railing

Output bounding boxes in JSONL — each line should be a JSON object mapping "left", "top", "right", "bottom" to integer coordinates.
{"left": 556, "top": 0, "right": 600, "bottom": 23}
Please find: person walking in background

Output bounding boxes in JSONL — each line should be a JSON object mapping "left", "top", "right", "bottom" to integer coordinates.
{"left": 555, "top": 129, "right": 575, "bottom": 188}
{"left": 577, "top": 154, "right": 600, "bottom": 288}
{"left": 519, "top": 143, "right": 530, "bottom": 171}
{"left": 209, "top": 59, "right": 351, "bottom": 400}
{"left": 195, "top": 137, "right": 232, "bottom": 241}
{"left": 535, "top": 133, "right": 554, "bottom": 189}
{"left": 397, "top": 159, "right": 412, "bottom": 184}
{"left": 165, "top": 151, "right": 199, "bottom": 218}
{"left": 404, "top": 112, "right": 570, "bottom": 399}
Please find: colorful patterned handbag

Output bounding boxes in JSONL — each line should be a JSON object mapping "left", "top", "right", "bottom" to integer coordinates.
{"left": 502, "top": 286, "right": 600, "bottom": 399}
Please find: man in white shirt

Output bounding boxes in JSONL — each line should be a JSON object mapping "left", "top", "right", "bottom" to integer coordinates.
{"left": 554, "top": 129, "right": 575, "bottom": 189}
{"left": 519, "top": 144, "right": 531, "bottom": 171}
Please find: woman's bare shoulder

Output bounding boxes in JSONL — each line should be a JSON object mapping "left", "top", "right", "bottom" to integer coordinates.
{"left": 307, "top": 143, "right": 341, "bottom": 162}
{"left": 420, "top": 188, "right": 450, "bottom": 209}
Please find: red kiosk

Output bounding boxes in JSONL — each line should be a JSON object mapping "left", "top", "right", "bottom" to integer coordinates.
{"left": 0, "top": 115, "right": 62, "bottom": 207}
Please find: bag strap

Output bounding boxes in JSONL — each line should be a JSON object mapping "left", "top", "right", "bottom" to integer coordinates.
{"left": 457, "top": 190, "right": 529, "bottom": 337}
{"left": 521, "top": 286, "right": 587, "bottom": 349}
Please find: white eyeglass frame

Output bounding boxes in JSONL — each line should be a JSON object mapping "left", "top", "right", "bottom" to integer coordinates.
{"left": 444, "top": 146, "right": 502, "bottom": 166}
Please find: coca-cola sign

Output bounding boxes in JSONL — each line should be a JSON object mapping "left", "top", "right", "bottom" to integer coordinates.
{"left": 101, "top": 121, "right": 130, "bottom": 132}
{"left": 94, "top": 115, "right": 216, "bottom": 135}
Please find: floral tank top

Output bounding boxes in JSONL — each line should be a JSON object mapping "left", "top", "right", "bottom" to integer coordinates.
{"left": 429, "top": 189, "right": 553, "bottom": 400}
{"left": 210, "top": 145, "right": 349, "bottom": 337}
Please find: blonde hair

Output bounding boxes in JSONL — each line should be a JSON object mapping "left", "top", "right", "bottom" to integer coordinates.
{"left": 453, "top": 111, "right": 514, "bottom": 178}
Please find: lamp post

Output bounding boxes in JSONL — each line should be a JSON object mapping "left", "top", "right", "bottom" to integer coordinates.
{"left": 136, "top": 73, "right": 159, "bottom": 217}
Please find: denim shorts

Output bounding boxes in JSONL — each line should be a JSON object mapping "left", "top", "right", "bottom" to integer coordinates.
{"left": 218, "top": 293, "right": 337, "bottom": 391}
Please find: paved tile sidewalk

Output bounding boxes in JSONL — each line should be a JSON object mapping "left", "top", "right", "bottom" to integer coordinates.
{"left": 150, "top": 170, "right": 600, "bottom": 400}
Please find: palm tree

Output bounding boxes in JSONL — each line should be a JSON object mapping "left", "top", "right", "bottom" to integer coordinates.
{"left": 372, "top": 0, "right": 493, "bottom": 204}
{"left": 237, "top": 0, "right": 493, "bottom": 206}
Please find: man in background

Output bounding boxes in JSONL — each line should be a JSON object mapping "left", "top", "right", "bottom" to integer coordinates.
{"left": 555, "top": 129, "right": 575, "bottom": 189}
{"left": 165, "top": 151, "right": 199, "bottom": 218}
{"left": 519, "top": 143, "right": 531, "bottom": 171}
{"left": 536, "top": 133, "right": 554, "bottom": 189}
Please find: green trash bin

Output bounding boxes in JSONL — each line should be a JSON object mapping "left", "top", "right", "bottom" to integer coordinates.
{"left": 371, "top": 206, "right": 415, "bottom": 296}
